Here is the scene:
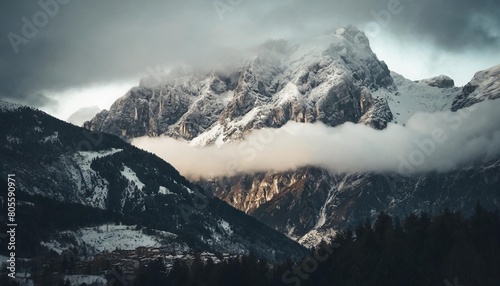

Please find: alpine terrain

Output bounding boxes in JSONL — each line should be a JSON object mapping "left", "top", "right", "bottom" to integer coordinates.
{"left": 83, "top": 25, "right": 500, "bottom": 247}
{"left": 0, "top": 101, "right": 307, "bottom": 262}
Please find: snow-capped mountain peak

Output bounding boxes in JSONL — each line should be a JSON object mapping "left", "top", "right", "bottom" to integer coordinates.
{"left": 86, "top": 25, "right": 395, "bottom": 143}
{"left": 82, "top": 26, "right": 500, "bottom": 247}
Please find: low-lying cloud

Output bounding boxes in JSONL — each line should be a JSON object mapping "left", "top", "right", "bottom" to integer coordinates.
{"left": 132, "top": 100, "right": 500, "bottom": 179}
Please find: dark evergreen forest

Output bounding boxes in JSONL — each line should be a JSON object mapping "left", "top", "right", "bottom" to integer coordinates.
{"left": 131, "top": 204, "right": 500, "bottom": 286}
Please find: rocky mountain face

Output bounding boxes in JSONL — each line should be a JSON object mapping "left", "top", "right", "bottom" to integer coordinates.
{"left": 84, "top": 26, "right": 500, "bottom": 247}
{"left": 199, "top": 65, "right": 500, "bottom": 246}
{"left": 0, "top": 101, "right": 307, "bottom": 261}
{"left": 85, "top": 25, "right": 396, "bottom": 142}
{"left": 199, "top": 156, "right": 500, "bottom": 247}
{"left": 452, "top": 64, "right": 500, "bottom": 111}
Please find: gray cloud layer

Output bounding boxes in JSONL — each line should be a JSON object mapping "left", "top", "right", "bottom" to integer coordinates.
{"left": 132, "top": 100, "right": 500, "bottom": 179}
{"left": 1, "top": 0, "right": 499, "bottom": 108}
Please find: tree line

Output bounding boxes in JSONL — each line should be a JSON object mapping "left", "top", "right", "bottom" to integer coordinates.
{"left": 133, "top": 203, "right": 500, "bottom": 286}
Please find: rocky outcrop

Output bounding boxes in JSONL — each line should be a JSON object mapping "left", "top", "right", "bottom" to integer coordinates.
{"left": 200, "top": 158, "right": 500, "bottom": 247}
{"left": 359, "top": 98, "right": 393, "bottom": 130}
{"left": 452, "top": 64, "right": 500, "bottom": 111}
{"left": 86, "top": 26, "right": 396, "bottom": 142}
{"left": 418, "top": 75, "right": 455, "bottom": 88}
{"left": 84, "top": 73, "right": 236, "bottom": 140}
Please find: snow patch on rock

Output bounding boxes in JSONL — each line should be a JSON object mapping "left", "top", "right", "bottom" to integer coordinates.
{"left": 121, "top": 165, "right": 145, "bottom": 190}
{"left": 373, "top": 72, "right": 460, "bottom": 125}
{"left": 41, "top": 224, "right": 183, "bottom": 257}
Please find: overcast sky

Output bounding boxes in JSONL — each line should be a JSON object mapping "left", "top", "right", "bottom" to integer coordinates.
{"left": 1, "top": 0, "right": 499, "bottom": 119}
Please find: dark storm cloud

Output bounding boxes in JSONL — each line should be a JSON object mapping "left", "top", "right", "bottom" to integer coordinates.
{"left": 0, "top": 0, "right": 235, "bottom": 107}
{"left": 384, "top": 0, "right": 500, "bottom": 51}
{"left": 0, "top": 0, "right": 499, "bottom": 108}
{"left": 232, "top": 0, "right": 500, "bottom": 48}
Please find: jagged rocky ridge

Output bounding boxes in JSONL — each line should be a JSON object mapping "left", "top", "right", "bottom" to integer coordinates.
{"left": 452, "top": 64, "right": 500, "bottom": 111}
{"left": 85, "top": 26, "right": 500, "bottom": 246}
{"left": 85, "top": 25, "right": 396, "bottom": 142}
{"left": 199, "top": 65, "right": 500, "bottom": 247}
{"left": 0, "top": 102, "right": 307, "bottom": 261}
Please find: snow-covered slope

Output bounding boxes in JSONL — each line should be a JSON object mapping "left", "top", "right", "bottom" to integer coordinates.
{"left": 41, "top": 224, "right": 186, "bottom": 257}
{"left": 64, "top": 275, "right": 107, "bottom": 286}
{"left": 372, "top": 72, "right": 460, "bottom": 125}
{"left": 0, "top": 104, "right": 307, "bottom": 261}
